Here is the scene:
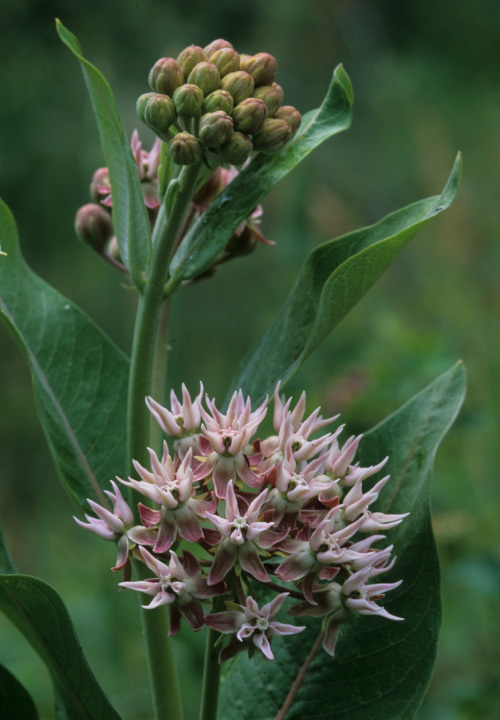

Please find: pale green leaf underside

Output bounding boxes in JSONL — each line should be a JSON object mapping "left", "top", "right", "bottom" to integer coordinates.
{"left": 56, "top": 20, "right": 151, "bottom": 282}
{"left": 228, "top": 154, "right": 461, "bottom": 404}
{"left": 0, "top": 199, "right": 129, "bottom": 512}
{"left": 0, "top": 663, "right": 40, "bottom": 719}
{"left": 170, "top": 64, "right": 353, "bottom": 282}
{"left": 219, "top": 362, "right": 466, "bottom": 720}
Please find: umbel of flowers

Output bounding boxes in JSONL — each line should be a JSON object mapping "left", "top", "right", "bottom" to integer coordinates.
{"left": 138, "top": 39, "right": 301, "bottom": 166}
{"left": 75, "top": 384, "right": 408, "bottom": 661}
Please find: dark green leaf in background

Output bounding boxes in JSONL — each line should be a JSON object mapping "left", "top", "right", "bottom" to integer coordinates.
{"left": 228, "top": 154, "right": 461, "bottom": 404}
{"left": 0, "top": 199, "right": 129, "bottom": 511}
{"left": 0, "top": 575, "right": 122, "bottom": 720}
{"left": 0, "top": 663, "right": 40, "bottom": 719}
{"left": 219, "top": 362, "right": 466, "bottom": 720}
{"left": 169, "top": 65, "right": 353, "bottom": 282}
{"left": 56, "top": 20, "right": 151, "bottom": 287}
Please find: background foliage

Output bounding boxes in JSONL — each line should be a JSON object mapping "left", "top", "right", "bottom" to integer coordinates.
{"left": 0, "top": 1, "right": 498, "bottom": 718}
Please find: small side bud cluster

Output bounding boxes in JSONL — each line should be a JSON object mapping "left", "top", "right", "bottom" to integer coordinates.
{"left": 74, "top": 131, "right": 161, "bottom": 269}
{"left": 137, "top": 39, "right": 302, "bottom": 167}
{"left": 75, "top": 383, "right": 408, "bottom": 661}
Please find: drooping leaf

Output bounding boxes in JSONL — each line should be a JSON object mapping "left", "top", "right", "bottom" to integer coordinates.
{"left": 0, "top": 522, "right": 16, "bottom": 575}
{"left": 0, "top": 663, "right": 40, "bottom": 719}
{"left": 228, "top": 154, "right": 461, "bottom": 404}
{"left": 0, "top": 575, "right": 122, "bottom": 719}
{"left": 0, "top": 199, "right": 129, "bottom": 511}
{"left": 56, "top": 20, "right": 151, "bottom": 285}
{"left": 219, "top": 362, "right": 466, "bottom": 720}
{"left": 169, "top": 64, "right": 353, "bottom": 282}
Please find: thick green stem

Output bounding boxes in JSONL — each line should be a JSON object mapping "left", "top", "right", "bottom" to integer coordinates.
{"left": 136, "top": 561, "right": 183, "bottom": 720}
{"left": 199, "top": 627, "right": 222, "bottom": 720}
{"left": 126, "top": 161, "right": 201, "bottom": 720}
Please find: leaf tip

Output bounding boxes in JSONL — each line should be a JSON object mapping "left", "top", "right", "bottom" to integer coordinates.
{"left": 333, "top": 63, "right": 354, "bottom": 107}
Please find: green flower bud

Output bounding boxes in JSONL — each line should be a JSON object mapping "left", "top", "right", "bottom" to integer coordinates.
{"left": 253, "top": 82, "right": 284, "bottom": 117}
{"left": 187, "top": 62, "right": 221, "bottom": 96}
{"left": 274, "top": 105, "right": 302, "bottom": 137}
{"left": 137, "top": 93, "right": 177, "bottom": 140}
{"left": 204, "top": 39, "right": 233, "bottom": 57}
{"left": 240, "top": 52, "right": 278, "bottom": 87}
{"left": 208, "top": 47, "right": 240, "bottom": 77}
{"left": 252, "top": 118, "right": 292, "bottom": 153}
{"left": 169, "top": 132, "right": 202, "bottom": 165}
{"left": 148, "top": 57, "right": 184, "bottom": 96}
{"left": 199, "top": 110, "right": 234, "bottom": 148}
{"left": 220, "top": 71, "right": 255, "bottom": 104}
{"left": 75, "top": 203, "right": 113, "bottom": 252}
{"left": 203, "top": 89, "right": 234, "bottom": 114}
{"left": 232, "top": 97, "right": 268, "bottom": 135}
{"left": 219, "top": 131, "right": 253, "bottom": 165}
{"left": 172, "top": 84, "right": 204, "bottom": 118}
{"left": 177, "top": 45, "right": 208, "bottom": 79}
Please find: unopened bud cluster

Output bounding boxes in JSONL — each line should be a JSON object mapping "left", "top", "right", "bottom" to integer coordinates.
{"left": 76, "top": 383, "right": 407, "bottom": 662}
{"left": 137, "top": 39, "right": 301, "bottom": 166}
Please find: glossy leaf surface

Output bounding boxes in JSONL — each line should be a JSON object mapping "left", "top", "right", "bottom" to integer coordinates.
{"left": 228, "top": 154, "right": 461, "bottom": 404}
{"left": 169, "top": 65, "right": 353, "bottom": 281}
{"left": 0, "top": 199, "right": 129, "bottom": 511}
{"left": 219, "top": 362, "right": 466, "bottom": 720}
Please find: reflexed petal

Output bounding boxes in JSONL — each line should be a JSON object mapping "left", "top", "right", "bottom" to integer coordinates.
{"left": 154, "top": 516, "right": 177, "bottom": 553}
{"left": 238, "top": 543, "right": 270, "bottom": 582}
{"left": 208, "top": 540, "right": 238, "bottom": 585}
{"left": 323, "top": 618, "right": 343, "bottom": 656}
{"left": 205, "top": 610, "right": 243, "bottom": 634}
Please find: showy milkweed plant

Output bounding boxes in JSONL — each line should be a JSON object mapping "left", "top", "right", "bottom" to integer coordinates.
{"left": 0, "top": 20, "right": 465, "bottom": 720}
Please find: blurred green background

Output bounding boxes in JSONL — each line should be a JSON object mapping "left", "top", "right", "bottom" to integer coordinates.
{"left": 0, "top": 0, "right": 499, "bottom": 718}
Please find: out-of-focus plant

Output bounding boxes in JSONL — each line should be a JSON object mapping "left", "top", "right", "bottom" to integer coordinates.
{"left": 0, "top": 20, "right": 465, "bottom": 720}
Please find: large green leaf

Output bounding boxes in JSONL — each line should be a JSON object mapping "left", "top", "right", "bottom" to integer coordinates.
{"left": 56, "top": 20, "right": 151, "bottom": 286}
{"left": 0, "top": 663, "right": 40, "bottom": 719}
{"left": 0, "top": 199, "right": 129, "bottom": 511}
{"left": 228, "top": 154, "right": 461, "bottom": 404}
{"left": 169, "top": 64, "right": 353, "bottom": 282}
{"left": 219, "top": 362, "right": 466, "bottom": 720}
{"left": 0, "top": 575, "right": 122, "bottom": 719}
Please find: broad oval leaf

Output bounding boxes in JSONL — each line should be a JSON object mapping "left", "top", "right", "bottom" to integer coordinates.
{"left": 0, "top": 574, "right": 122, "bottom": 719}
{"left": 0, "top": 199, "right": 129, "bottom": 511}
{"left": 169, "top": 64, "right": 353, "bottom": 282}
{"left": 0, "top": 663, "right": 40, "bottom": 719}
{"left": 56, "top": 20, "right": 151, "bottom": 285}
{"left": 228, "top": 154, "right": 461, "bottom": 404}
{"left": 219, "top": 362, "right": 466, "bottom": 720}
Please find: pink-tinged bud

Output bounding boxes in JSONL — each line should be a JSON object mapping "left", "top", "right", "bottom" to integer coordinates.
{"left": 137, "top": 93, "right": 177, "bottom": 140}
{"left": 253, "top": 82, "right": 284, "bottom": 117}
{"left": 90, "top": 167, "right": 111, "bottom": 204}
{"left": 220, "top": 71, "right": 255, "bottom": 104}
{"left": 232, "top": 97, "right": 268, "bottom": 135}
{"left": 204, "top": 39, "right": 233, "bottom": 57}
{"left": 177, "top": 45, "right": 208, "bottom": 78}
{"left": 148, "top": 57, "right": 184, "bottom": 96}
{"left": 75, "top": 203, "right": 113, "bottom": 252}
{"left": 199, "top": 110, "right": 233, "bottom": 148}
{"left": 252, "top": 118, "right": 292, "bottom": 153}
{"left": 187, "top": 62, "right": 221, "bottom": 95}
{"left": 203, "top": 89, "right": 234, "bottom": 115}
{"left": 274, "top": 105, "right": 302, "bottom": 137}
{"left": 209, "top": 47, "right": 240, "bottom": 77}
{"left": 192, "top": 168, "right": 223, "bottom": 208}
{"left": 107, "top": 236, "right": 121, "bottom": 261}
{"left": 172, "top": 83, "right": 204, "bottom": 118}
{"left": 169, "top": 132, "right": 202, "bottom": 165}
{"left": 219, "top": 131, "right": 253, "bottom": 165}
{"left": 240, "top": 52, "right": 278, "bottom": 87}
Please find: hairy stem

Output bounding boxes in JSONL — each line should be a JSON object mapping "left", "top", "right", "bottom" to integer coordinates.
{"left": 127, "top": 162, "right": 200, "bottom": 720}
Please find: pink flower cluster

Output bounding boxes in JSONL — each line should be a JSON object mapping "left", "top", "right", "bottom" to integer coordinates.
{"left": 75, "top": 383, "right": 408, "bottom": 661}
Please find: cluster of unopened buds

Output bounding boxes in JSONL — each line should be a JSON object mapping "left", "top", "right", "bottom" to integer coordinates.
{"left": 73, "top": 38, "right": 300, "bottom": 277}
{"left": 76, "top": 383, "right": 408, "bottom": 662}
